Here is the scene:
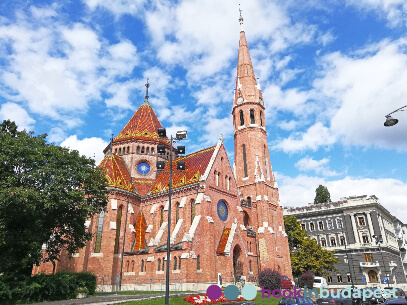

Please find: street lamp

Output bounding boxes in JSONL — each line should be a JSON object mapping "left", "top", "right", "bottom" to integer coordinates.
{"left": 373, "top": 234, "right": 391, "bottom": 288}
{"left": 340, "top": 219, "right": 356, "bottom": 288}
{"left": 157, "top": 127, "right": 187, "bottom": 305}
{"left": 384, "top": 105, "right": 407, "bottom": 127}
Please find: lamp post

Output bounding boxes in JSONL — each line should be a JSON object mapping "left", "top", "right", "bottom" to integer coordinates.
{"left": 373, "top": 234, "right": 391, "bottom": 288}
{"left": 340, "top": 220, "right": 356, "bottom": 289}
{"left": 384, "top": 105, "right": 407, "bottom": 126}
{"left": 157, "top": 128, "right": 187, "bottom": 305}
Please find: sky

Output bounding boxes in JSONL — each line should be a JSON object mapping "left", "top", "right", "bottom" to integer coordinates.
{"left": 1, "top": 0, "right": 407, "bottom": 222}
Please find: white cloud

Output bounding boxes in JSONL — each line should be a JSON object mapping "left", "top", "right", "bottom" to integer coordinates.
{"left": 48, "top": 127, "right": 66, "bottom": 143}
{"left": 0, "top": 102, "right": 35, "bottom": 131}
{"left": 60, "top": 135, "right": 108, "bottom": 164}
{"left": 277, "top": 173, "right": 407, "bottom": 222}
{"left": 295, "top": 156, "right": 339, "bottom": 176}
{"left": 83, "top": 0, "right": 147, "bottom": 17}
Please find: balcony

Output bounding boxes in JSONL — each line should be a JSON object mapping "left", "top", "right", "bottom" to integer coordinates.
{"left": 389, "top": 261, "right": 397, "bottom": 267}
{"left": 360, "top": 261, "right": 380, "bottom": 268}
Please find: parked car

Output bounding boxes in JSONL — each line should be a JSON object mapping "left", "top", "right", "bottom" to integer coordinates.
{"left": 385, "top": 298, "right": 407, "bottom": 305}
{"left": 313, "top": 276, "right": 328, "bottom": 289}
{"left": 383, "top": 287, "right": 406, "bottom": 300}
{"left": 281, "top": 275, "right": 294, "bottom": 289}
{"left": 279, "top": 297, "right": 315, "bottom": 305}
{"left": 366, "top": 287, "right": 385, "bottom": 304}
{"left": 317, "top": 292, "right": 353, "bottom": 305}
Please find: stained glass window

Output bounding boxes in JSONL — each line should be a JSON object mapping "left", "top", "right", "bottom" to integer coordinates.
{"left": 197, "top": 255, "right": 200, "bottom": 270}
{"left": 114, "top": 206, "right": 122, "bottom": 254}
{"left": 243, "top": 145, "right": 248, "bottom": 177}
{"left": 176, "top": 204, "right": 180, "bottom": 223}
{"left": 191, "top": 200, "right": 195, "bottom": 225}
{"left": 250, "top": 109, "right": 255, "bottom": 124}
{"left": 217, "top": 201, "right": 228, "bottom": 221}
{"left": 94, "top": 211, "right": 105, "bottom": 253}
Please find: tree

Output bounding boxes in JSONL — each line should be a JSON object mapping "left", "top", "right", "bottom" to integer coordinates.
{"left": 284, "top": 216, "right": 338, "bottom": 277}
{"left": 314, "top": 185, "right": 331, "bottom": 204}
{"left": 0, "top": 120, "right": 109, "bottom": 276}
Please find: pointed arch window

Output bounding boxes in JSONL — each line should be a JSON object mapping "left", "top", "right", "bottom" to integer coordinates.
{"left": 243, "top": 145, "right": 248, "bottom": 177}
{"left": 239, "top": 110, "right": 244, "bottom": 126}
{"left": 162, "top": 257, "right": 165, "bottom": 271}
{"left": 176, "top": 203, "right": 180, "bottom": 223}
{"left": 146, "top": 147, "right": 150, "bottom": 154}
{"left": 114, "top": 206, "right": 123, "bottom": 254}
{"left": 160, "top": 206, "right": 164, "bottom": 227}
{"left": 249, "top": 260, "right": 252, "bottom": 272}
{"left": 174, "top": 256, "right": 177, "bottom": 270}
{"left": 126, "top": 260, "right": 129, "bottom": 272}
{"left": 132, "top": 260, "right": 135, "bottom": 272}
{"left": 94, "top": 211, "right": 105, "bottom": 253}
{"left": 137, "top": 146, "right": 140, "bottom": 153}
{"left": 260, "top": 111, "right": 263, "bottom": 126}
{"left": 141, "top": 147, "right": 145, "bottom": 154}
{"left": 250, "top": 109, "right": 255, "bottom": 124}
{"left": 141, "top": 259, "right": 144, "bottom": 272}
{"left": 191, "top": 200, "right": 196, "bottom": 225}
{"left": 119, "top": 148, "right": 122, "bottom": 155}
{"left": 127, "top": 146, "right": 130, "bottom": 154}
{"left": 197, "top": 255, "right": 200, "bottom": 270}
{"left": 179, "top": 256, "right": 181, "bottom": 270}
{"left": 158, "top": 258, "right": 161, "bottom": 271}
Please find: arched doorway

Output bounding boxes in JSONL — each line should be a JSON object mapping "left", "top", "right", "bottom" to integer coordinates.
{"left": 233, "top": 245, "right": 243, "bottom": 282}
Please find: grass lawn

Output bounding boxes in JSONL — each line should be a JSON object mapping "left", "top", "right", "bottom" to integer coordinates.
{"left": 118, "top": 292, "right": 282, "bottom": 305}
{"left": 95, "top": 291, "right": 190, "bottom": 296}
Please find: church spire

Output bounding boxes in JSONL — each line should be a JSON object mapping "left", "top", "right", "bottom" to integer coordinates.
{"left": 233, "top": 9, "right": 261, "bottom": 106}
{"left": 142, "top": 78, "right": 150, "bottom": 106}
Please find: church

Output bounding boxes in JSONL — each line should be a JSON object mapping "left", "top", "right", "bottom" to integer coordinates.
{"left": 34, "top": 15, "right": 293, "bottom": 291}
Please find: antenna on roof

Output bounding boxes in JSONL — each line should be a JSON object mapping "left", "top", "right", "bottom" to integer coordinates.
{"left": 239, "top": 4, "right": 244, "bottom": 32}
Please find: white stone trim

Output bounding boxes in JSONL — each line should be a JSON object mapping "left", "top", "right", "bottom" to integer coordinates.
{"left": 240, "top": 224, "right": 247, "bottom": 231}
{"left": 170, "top": 219, "right": 184, "bottom": 244}
{"left": 182, "top": 215, "right": 201, "bottom": 242}
{"left": 129, "top": 224, "right": 135, "bottom": 232}
{"left": 237, "top": 206, "right": 243, "bottom": 212}
{"left": 242, "top": 177, "right": 249, "bottom": 181}
{"left": 128, "top": 204, "right": 134, "bottom": 214}
{"left": 263, "top": 222, "right": 269, "bottom": 227}
{"left": 258, "top": 227, "right": 265, "bottom": 234}
{"left": 264, "top": 195, "right": 269, "bottom": 201}
{"left": 179, "top": 197, "right": 187, "bottom": 208}
{"left": 164, "top": 200, "right": 169, "bottom": 211}
{"left": 206, "top": 216, "right": 214, "bottom": 223}
{"left": 111, "top": 199, "right": 117, "bottom": 210}
{"left": 110, "top": 221, "right": 117, "bottom": 230}
{"left": 156, "top": 271, "right": 164, "bottom": 275}
{"left": 91, "top": 253, "right": 103, "bottom": 257}
{"left": 164, "top": 254, "right": 171, "bottom": 261}
{"left": 181, "top": 253, "right": 190, "bottom": 259}
{"left": 190, "top": 251, "right": 197, "bottom": 258}
{"left": 201, "top": 135, "right": 223, "bottom": 181}
{"left": 196, "top": 193, "right": 204, "bottom": 204}
{"left": 172, "top": 270, "right": 180, "bottom": 274}
{"left": 151, "top": 222, "right": 168, "bottom": 246}
{"left": 84, "top": 220, "right": 91, "bottom": 228}
{"left": 224, "top": 222, "right": 237, "bottom": 255}
{"left": 204, "top": 195, "right": 211, "bottom": 202}
{"left": 146, "top": 225, "right": 153, "bottom": 233}
{"left": 124, "top": 272, "right": 135, "bottom": 276}
{"left": 147, "top": 256, "right": 154, "bottom": 262}
{"left": 71, "top": 253, "right": 79, "bottom": 258}
{"left": 256, "top": 195, "right": 262, "bottom": 201}
{"left": 150, "top": 204, "right": 157, "bottom": 214}
{"left": 139, "top": 272, "right": 146, "bottom": 275}
{"left": 268, "top": 227, "right": 275, "bottom": 234}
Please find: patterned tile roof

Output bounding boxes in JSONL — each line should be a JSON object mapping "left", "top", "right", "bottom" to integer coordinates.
{"left": 98, "top": 153, "right": 135, "bottom": 192}
{"left": 133, "top": 178, "right": 154, "bottom": 196}
{"left": 216, "top": 227, "right": 231, "bottom": 255}
{"left": 150, "top": 145, "right": 216, "bottom": 195}
{"left": 114, "top": 103, "right": 168, "bottom": 143}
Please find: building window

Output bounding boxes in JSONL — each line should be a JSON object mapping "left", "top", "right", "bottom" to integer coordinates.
{"left": 132, "top": 260, "right": 135, "bottom": 272}
{"left": 119, "top": 148, "right": 122, "bottom": 155}
{"left": 337, "top": 219, "right": 343, "bottom": 229}
{"left": 176, "top": 204, "right": 180, "bottom": 223}
{"left": 301, "top": 224, "right": 305, "bottom": 230}
{"left": 330, "top": 237, "right": 336, "bottom": 246}
{"left": 160, "top": 206, "right": 164, "bottom": 227}
{"left": 215, "top": 171, "right": 219, "bottom": 186}
{"left": 141, "top": 146, "right": 145, "bottom": 153}
{"left": 239, "top": 110, "right": 244, "bottom": 126}
{"left": 310, "top": 223, "right": 315, "bottom": 231}
{"left": 319, "top": 221, "right": 324, "bottom": 230}
{"left": 321, "top": 238, "right": 327, "bottom": 247}
{"left": 226, "top": 176, "right": 230, "bottom": 190}
{"left": 141, "top": 259, "right": 144, "bottom": 272}
{"left": 387, "top": 253, "right": 391, "bottom": 263}
{"left": 247, "top": 196, "right": 252, "bottom": 207}
{"left": 250, "top": 109, "right": 255, "bottom": 124}
{"left": 347, "top": 274, "right": 351, "bottom": 282}
{"left": 243, "top": 145, "right": 248, "bottom": 177}
{"left": 364, "top": 253, "right": 373, "bottom": 262}
{"left": 179, "top": 256, "right": 181, "bottom": 270}
{"left": 151, "top": 148, "right": 154, "bottom": 154}
{"left": 191, "top": 200, "right": 196, "bottom": 225}
{"left": 327, "top": 220, "right": 333, "bottom": 229}
{"left": 337, "top": 275, "right": 342, "bottom": 283}
{"left": 249, "top": 260, "right": 252, "bottom": 272}
{"left": 362, "top": 234, "right": 369, "bottom": 243}
{"left": 146, "top": 147, "right": 150, "bottom": 154}
{"left": 340, "top": 236, "right": 346, "bottom": 246}
{"left": 127, "top": 146, "right": 130, "bottom": 154}
{"left": 114, "top": 206, "right": 123, "bottom": 254}
{"left": 162, "top": 257, "right": 165, "bottom": 271}
{"left": 368, "top": 270, "right": 378, "bottom": 283}
{"left": 358, "top": 216, "right": 366, "bottom": 226}
{"left": 250, "top": 242, "right": 252, "bottom": 252}
{"left": 327, "top": 275, "right": 332, "bottom": 283}
{"left": 94, "top": 211, "right": 105, "bottom": 253}
{"left": 344, "top": 256, "right": 348, "bottom": 263}
{"left": 137, "top": 146, "right": 140, "bottom": 153}
{"left": 260, "top": 111, "right": 263, "bottom": 126}
{"left": 174, "top": 257, "right": 177, "bottom": 270}
{"left": 126, "top": 260, "right": 129, "bottom": 272}
{"left": 158, "top": 258, "right": 161, "bottom": 271}
{"left": 197, "top": 255, "right": 200, "bottom": 270}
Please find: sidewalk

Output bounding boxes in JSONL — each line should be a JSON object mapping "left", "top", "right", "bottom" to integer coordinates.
{"left": 26, "top": 292, "right": 197, "bottom": 305}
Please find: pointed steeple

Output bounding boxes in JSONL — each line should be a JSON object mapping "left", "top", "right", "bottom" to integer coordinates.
{"left": 233, "top": 8, "right": 263, "bottom": 106}
{"left": 142, "top": 79, "right": 150, "bottom": 106}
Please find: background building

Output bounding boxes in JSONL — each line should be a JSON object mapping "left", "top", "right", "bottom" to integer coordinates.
{"left": 284, "top": 195, "right": 407, "bottom": 288}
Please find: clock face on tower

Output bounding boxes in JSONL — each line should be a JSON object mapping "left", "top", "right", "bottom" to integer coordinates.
{"left": 137, "top": 162, "right": 150, "bottom": 175}
{"left": 217, "top": 201, "right": 228, "bottom": 221}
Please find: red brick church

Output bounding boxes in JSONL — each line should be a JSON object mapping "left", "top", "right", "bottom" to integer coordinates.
{"left": 34, "top": 16, "right": 292, "bottom": 290}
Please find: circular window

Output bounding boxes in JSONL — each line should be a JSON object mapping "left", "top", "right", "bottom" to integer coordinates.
{"left": 137, "top": 162, "right": 150, "bottom": 175}
{"left": 217, "top": 201, "right": 228, "bottom": 221}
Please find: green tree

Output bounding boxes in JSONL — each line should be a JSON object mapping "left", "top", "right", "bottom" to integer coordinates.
{"left": 314, "top": 184, "right": 331, "bottom": 204}
{"left": 284, "top": 216, "right": 338, "bottom": 277}
{"left": 0, "top": 120, "right": 109, "bottom": 276}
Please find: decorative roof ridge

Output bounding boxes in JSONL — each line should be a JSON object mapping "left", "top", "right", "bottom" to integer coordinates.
{"left": 201, "top": 135, "right": 223, "bottom": 181}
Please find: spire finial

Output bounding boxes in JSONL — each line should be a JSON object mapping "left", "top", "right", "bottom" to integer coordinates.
{"left": 108, "top": 133, "right": 114, "bottom": 156}
{"left": 142, "top": 79, "right": 150, "bottom": 105}
{"left": 239, "top": 4, "right": 244, "bottom": 32}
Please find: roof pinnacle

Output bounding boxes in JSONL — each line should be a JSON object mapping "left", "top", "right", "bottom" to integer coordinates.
{"left": 107, "top": 133, "right": 114, "bottom": 156}
{"left": 239, "top": 4, "right": 244, "bottom": 32}
{"left": 142, "top": 78, "right": 150, "bottom": 106}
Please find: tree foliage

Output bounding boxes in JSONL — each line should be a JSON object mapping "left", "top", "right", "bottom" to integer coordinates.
{"left": 314, "top": 185, "right": 331, "bottom": 204}
{"left": 258, "top": 269, "right": 281, "bottom": 291}
{"left": 0, "top": 120, "right": 109, "bottom": 276}
{"left": 300, "top": 271, "right": 315, "bottom": 288}
{"left": 284, "top": 216, "right": 338, "bottom": 277}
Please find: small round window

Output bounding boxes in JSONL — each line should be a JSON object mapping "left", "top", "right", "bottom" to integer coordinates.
{"left": 137, "top": 162, "right": 150, "bottom": 175}
{"left": 217, "top": 201, "right": 228, "bottom": 221}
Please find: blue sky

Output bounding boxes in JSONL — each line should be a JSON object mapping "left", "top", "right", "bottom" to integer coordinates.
{"left": 1, "top": 0, "right": 407, "bottom": 221}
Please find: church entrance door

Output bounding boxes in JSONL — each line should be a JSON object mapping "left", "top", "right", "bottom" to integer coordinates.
{"left": 233, "top": 245, "right": 243, "bottom": 282}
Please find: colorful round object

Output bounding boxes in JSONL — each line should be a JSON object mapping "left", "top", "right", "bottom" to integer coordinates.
{"left": 137, "top": 162, "right": 150, "bottom": 175}
{"left": 217, "top": 201, "right": 228, "bottom": 221}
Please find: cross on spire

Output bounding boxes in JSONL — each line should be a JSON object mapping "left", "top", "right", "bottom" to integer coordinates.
{"left": 239, "top": 4, "right": 244, "bottom": 32}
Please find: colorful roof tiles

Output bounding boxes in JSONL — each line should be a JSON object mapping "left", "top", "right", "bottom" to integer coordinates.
{"left": 115, "top": 103, "right": 166, "bottom": 142}
{"left": 216, "top": 227, "right": 231, "bottom": 255}
{"left": 99, "top": 153, "right": 135, "bottom": 192}
{"left": 133, "top": 178, "right": 154, "bottom": 196}
{"left": 150, "top": 146, "right": 216, "bottom": 195}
